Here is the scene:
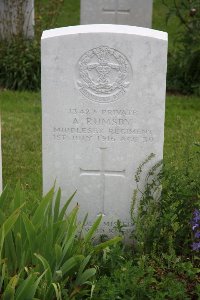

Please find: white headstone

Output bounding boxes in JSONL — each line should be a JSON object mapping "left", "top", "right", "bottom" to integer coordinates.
{"left": 81, "top": 0, "right": 153, "bottom": 28}
{"left": 0, "top": 0, "right": 34, "bottom": 39}
{"left": 42, "top": 25, "right": 167, "bottom": 238}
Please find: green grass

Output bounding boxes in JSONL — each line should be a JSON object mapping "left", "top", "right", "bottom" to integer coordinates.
{"left": 153, "top": 0, "right": 181, "bottom": 50}
{"left": 164, "top": 95, "right": 200, "bottom": 172}
{"left": 0, "top": 0, "right": 199, "bottom": 196}
{"left": 36, "top": 0, "right": 180, "bottom": 52}
{"left": 1, "top": 91, "right": 200, "bottom": 197}
{"left": 0, "top": 91, "right": 42, "bottom": 198}
{"left": 0, "top": 2, "right": 200, "bottom": 298}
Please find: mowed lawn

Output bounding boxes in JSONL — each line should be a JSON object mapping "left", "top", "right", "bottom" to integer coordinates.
{"left": 1, "top": 91, "right": 200, "bottom": 198}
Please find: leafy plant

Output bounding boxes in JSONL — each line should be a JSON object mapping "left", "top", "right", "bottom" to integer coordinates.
{"left": 0, "top": 184, "right": 121, "bottom": 299}
{"left": 34, "top": 0, "right": 65, "bottom": 39}
{"left": 0, "top": 0, "right": 66, "bottom": 91}
{"left": 163, "top": 0, "right": 200, "bottom": 95}
{"left": 131, "top": 148, "right": 200, "bottom": 257}
{"left": 0, "top": 38, "right": 40, "bottom": 91}
{"left": 92, "top": 254, "right": 199, "bottom": 300}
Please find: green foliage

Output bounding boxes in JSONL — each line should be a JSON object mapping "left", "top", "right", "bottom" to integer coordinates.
{"left": 0, "top": 0, "right": 66, "bottom": 91}
{"left": 0, "top": 38, "right": 40, "bottom": 91}
{"left": 163, "top": 0, "right": 200, "bottom": 95}
{"left": 34, "top": 0, "right": 66, "bottom": 39}
{"left": 93, "top": 254, "right": 200, "bottom": 300}
{"left": 132, "top": 146, "right": 200, "bottom": 257}
{"left": 0, "top": 184, "right": 121, "bottom": 299}
{"left": 92, "top": 148, "right": 200, "bottom": 299}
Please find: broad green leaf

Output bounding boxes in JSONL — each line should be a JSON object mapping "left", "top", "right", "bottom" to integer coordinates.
{"left": 8, "top": 275, "right": 19, "bottom": 289}
{"left": 34, "top": 253, "right": 52, "bottom": 284}
{"left": 31, "top": 270, "right": 47, "bottom": 298}
{"left": 15, "top": 270, "right": 46, "bottom": 300}
{"left": 58, "top": 191, "right": 76, "bottom": 221}
{"left": 0, "top": 207, "right": 21, "bottom": 239}
{"left": 15, "top": 274, "right": 37, "bottom": 300}
{"left": 15, "top": 233, "right": 22, "bottom": 266}
{"left": 94, "top": 236, "right": 122, "bottom": 252}
{"left": 75, "top": 268, "right": 96, "bottom": 286}
{"left": 53, "top": 220, "right": 69, "bottom": 245}
{"left": 12, "top": 182, "right": 24, "bottom": 211}
{"left": 45, "top": 219, "right": 54, "bottom": 257}
{"left": 4, "top": 232, "right": 17, "bottom": 273}
{"left": 2, "top": 274, "right": 18, "bottom": 299}
{"left": 62, "top": 205, "right": 79, "bottom": 250}
{"left": 0, "top": 262, "right": 6, "bottom": 291}
{"left": 0, "top": 224, "right": 5, "bottom": 261}
{"left": 59, "top": 231, "right": 77, "bottom": 266}
{"left": 52, "top": 282, "right": 62, "bottom": 300}
{"left": 22, "top": 213, "right": 36, "bottom": 258}
{"left": 0, "top": 209, "right": 6, "bottom": 227}
{"left": 2, "top": 285, "right": 14, "bottom": 300}
{"left": 61, "top": 255, "right": 84, "bottom": 276}
{"left": 53, "top": 188, "right": 61, "bottom": 222}
{"left": 77, "top": 255, "right": 91, "bottom": 278}
{"left": 84, "top": 215, "right": 102, "bottom": 244}
{"left": 55, "top": 243, "right": 62, "bottom": 267}
{"left": 0, "top": 186, "right": 9, "bottom": 210}
{"left": 32, "top": 187, "right": 54, "bottom": 227}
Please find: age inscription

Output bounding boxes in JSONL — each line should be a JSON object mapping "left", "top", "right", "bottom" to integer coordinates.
{"left": 52, "top": 107, "right": 154, "bottom": 144}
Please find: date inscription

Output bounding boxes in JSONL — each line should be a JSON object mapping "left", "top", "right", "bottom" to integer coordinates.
{"left": 52, "top": 107, "right": 154, "bottom": 143}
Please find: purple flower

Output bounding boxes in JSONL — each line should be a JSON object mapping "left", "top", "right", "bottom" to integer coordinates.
{"left": 191, "top": 209, "right": 200, "bottom": 251}
{"left": 192, "top": 224, "right": 199, "bottom": 231}
{"left": 195, "top": 231, "right": 200, "bottom": 239}
{"left": 193, "top": 209, "right": 200, "bottom": 222}
{"left": 192, "top": 242, "right": 200, "bottom": 251}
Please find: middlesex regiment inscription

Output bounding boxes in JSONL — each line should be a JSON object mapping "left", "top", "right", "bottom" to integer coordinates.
{"left": 77, "top": 46, "right": 132, "bottom": 103}
{"left": 42, "top": 25, "right": 168, "bottom": 239}
{"left": 53, "top": 107, "right": 154, "bottom": 144}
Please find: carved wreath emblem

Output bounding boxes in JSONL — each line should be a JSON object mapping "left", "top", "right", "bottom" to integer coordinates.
{"left": 77, "top": 46, "right": 132, "bottom": 103}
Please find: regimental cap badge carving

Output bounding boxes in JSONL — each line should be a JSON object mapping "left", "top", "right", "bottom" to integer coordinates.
{"left": 77, "top": 46, "right": 132, "bottom": 103}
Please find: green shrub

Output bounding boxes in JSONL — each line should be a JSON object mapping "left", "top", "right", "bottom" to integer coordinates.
{"left": 0, "top": 38, "right": 40, "bottom": 91}
{"left": 131, "top": 146, "right": 200, "bottom": 257}
{"left": 92, "top": 147, "right": 200, "bottom": 299}
{"left": 0, "top": 0, "right": 66, "bottom": 91}
{"left": 164, "top": 0, "right": 200, "bottom": 95}
{"left": 93, "top": 254, "right": 199, "bottom": 300}
{"left": 0, "top": 184, "right": 121, "bottom": 299}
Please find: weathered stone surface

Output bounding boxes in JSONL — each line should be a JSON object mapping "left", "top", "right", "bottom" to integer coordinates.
{"left": 81, "top": 0, "right": 153, "bottom": 28}
{"left": 0, "top": 0, "right": 34, "bottom": 39}
{"left": 42, "top": 24, "right": 167, "bottom": 237}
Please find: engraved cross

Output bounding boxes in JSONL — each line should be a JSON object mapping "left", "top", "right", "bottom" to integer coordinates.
{"left": 80, "top": 147, "right": 125, "bottom": 215}
{"left": 102, "top": 0, "right": 130, "bottom": 23}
